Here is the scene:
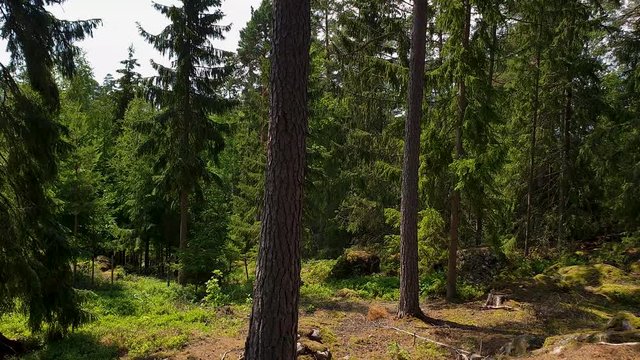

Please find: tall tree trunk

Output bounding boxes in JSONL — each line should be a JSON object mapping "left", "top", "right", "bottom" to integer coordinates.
{"left": 72, "top": 213, "right": 78, "bottom": 286}
{"left": 177, "top": 190, "right": 188, "bottom": 285}
{"left": 447, "top": 0, "right": 471, "bottom": 302}
{"left": 166, "top": 244, "right": 171, "bottom": 287}
{"left": 91, "top": 253, "right": 95, "bottom": 286}
{"left": 398, "top": 0, "right": 428, "bottom": 320}
{"left": 244, "top": 255, "right": 249, "bottom": 282}
{"left": 475, "top": 209, "right": 483, "bottom": 246}
{"left": 244, "top": 0, "right": 311, "bottom": 357}
{"left": 111, "top": 251, "right": 115, "bottom": 285}
{"left": 558, "top": 85, "right": 572, "bottom": 247}
{"left": 525, "top": 5, "right": 544, "bottom": 257}
{"left": 474, "top": 23, "right": 497, "bottom": 248}
{"left": 144, "top": 236, "right": 150, "bottom": 274}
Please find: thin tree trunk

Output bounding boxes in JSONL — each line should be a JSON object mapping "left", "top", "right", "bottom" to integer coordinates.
{"left": 398, "top": 0, "right": 428, "bottom": 320}
{"left": 244, "top": 255, "right": 249, "bottom": 282}
{"left": 244, "top": 0, "right": 311, "bottom": 357}
{"left": 525, "top": 5, "right": 544, "bottom": 257}
{"left": 111, "top": 251, "right": 115, "bottom": 285}
{"left": 558, "top": 85, "right": 572, "bottom": 247}
{"left": 177, "top": 190, "right": 188, "bottom": 285}
{"left": 475, "top": 209, "right": 483, "bottom": 246}
{"left": 144, "top": 236, "right": 150, "bottom": 274}
{"left": 72, "top": 213, "right": 78, "bottom": 286}
{"left": 166, "top": 245, "right": 171, "bottom": 287}
{"left": 447, "top": 0, "right": 471, "bottom": 302}
{"left": 91, "top": 253, "right": 95, "bottom": 286}
{"left": 474, "top": 23, "right": 497, "bottom": 249}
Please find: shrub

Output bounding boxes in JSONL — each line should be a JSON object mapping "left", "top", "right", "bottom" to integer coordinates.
{"left": 204, "top": 270, "right": 229, "bottom": 307}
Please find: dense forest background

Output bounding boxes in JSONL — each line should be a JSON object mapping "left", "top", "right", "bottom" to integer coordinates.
{"left": 1, "top": 0, "right": 640, "bottom": 344}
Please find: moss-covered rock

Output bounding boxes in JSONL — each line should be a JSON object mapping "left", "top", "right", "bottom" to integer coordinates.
{"left": 557, "top": 264, "right": 627, "bottom": 287}
{"left": 605, "top": 312, "right": 636, "bottom": 331}
{"left": 596, "top": 283, "right": 640, "bottom": 306}
{"left": 330, "top": 248, "right": 380, "bottom": 278}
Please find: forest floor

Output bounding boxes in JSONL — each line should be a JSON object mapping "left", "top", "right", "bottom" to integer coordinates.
{"left": 172, "top": 280, "right": 640, "bottom": 360}
{"left": 2, "top": 257, "right": 640, "bottom": 359}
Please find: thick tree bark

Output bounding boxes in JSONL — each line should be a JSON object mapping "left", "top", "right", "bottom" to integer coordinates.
{"left": 177, "top": 190, "right": 188, "bottom": 285}
{"left": 398, "top": 0, "right": 428, "bottom": 319}
{"left": 447, "top": 0, "right": 471, "bottom": 302}
{"left": 243, "top": 0, "right": 311, "bottom": 358}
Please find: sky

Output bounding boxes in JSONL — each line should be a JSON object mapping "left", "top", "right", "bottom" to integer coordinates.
{"left": 40, "top": 0, "right": 262, "bottom": 81}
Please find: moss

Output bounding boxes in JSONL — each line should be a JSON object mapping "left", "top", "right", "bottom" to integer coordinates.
{"left": 596, "top": 283, "right": 640, "bottom": 306}
{"left": 605, "top": 312, "right": 640, "bottom": 331}
{"left": 415, "top": 342, "right": 449, "bottom": 359}
{"left": 299, "top": 339, "right": 328, "bottom": 353}
{"left": 557, "top": 264, "right": 627, "bottom": 287}
{"left": 630, "top": 262, "right": 640, "bottom": 275}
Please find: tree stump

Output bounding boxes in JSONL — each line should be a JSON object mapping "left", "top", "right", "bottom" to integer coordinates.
{"left": 484, "top": 291, "right": 512, "bottom": 309}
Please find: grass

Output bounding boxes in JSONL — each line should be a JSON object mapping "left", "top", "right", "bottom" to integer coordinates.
{"left": 0, "top": 274, "right": 246, "bottom": 360}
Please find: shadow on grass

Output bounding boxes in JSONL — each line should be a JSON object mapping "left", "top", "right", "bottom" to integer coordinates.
{"left": 26, "top": 332, "right": 119, "bottom": 360}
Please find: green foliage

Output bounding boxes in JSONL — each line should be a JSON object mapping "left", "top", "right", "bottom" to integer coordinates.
{"left": 0, "top": 0, "right": 98, "bottom": 334}
{"left": 420, "top": 271, "right": 485, "bottom": 301}
{"left": 0, "top": 275, "right": 246, "bottom": 360}
{"left": 387, "top": 342, "right": 411, "bottom": 360}
{"left": 204, "top": 270, "right": 229, "bottom": 307}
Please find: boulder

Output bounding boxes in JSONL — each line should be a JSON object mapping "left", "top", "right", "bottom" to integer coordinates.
{"left": 500, "top": 335, "right": 544, "bottom": 356}
{"left": 96, "top": 255, "right": 112, "bottom": 271}
{"left": 457, "top": 247, "right": 504, "bottom": 285}
{"left": 330, "top": 249, "right": 380, "bottom": 278}
{"left": 0, "top": 332, "right": 25, "bottom": 358}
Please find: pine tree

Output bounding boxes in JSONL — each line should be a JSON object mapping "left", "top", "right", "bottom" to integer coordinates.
{"left": 244, "top": 0, "right": 311, "bottom": 357}
{"left": 398, "top": 0, "right": 428, "bottom": 319}
{"left": 138, "top": 0, "right": 234, "bottom": 285}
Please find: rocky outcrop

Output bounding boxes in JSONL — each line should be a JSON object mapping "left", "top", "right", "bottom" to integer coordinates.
{"left": 330, "top": 249, "right": 380, "bottom": 278}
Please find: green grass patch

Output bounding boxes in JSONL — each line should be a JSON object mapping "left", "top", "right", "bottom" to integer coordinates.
{"left": 0, "top": 275, "right": 246, "bottom": 360}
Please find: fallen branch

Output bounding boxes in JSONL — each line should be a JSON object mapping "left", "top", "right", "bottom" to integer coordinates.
{"left": 382, "top": 325, "right": 485, "bottom": 360}
{"left": 221, "top": 350, "right": 230, "bottom": 360}
{"left": 481, "top": 305, "right": 515, "bottom": 310}
{"left": 596, "top": 341, "right": 640, "bottom": 347}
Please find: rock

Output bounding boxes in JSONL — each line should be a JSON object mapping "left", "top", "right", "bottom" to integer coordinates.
{"left": 606, "top": 313, "right": 635, "bottom": 331}
{"left": 606, "top": 330, "right": 640, "bottom": 343}
{"left": 330, "top": 248, "right": 380, "bottom": 278}
{"left": 0, "top": 332, "right": 25, "bottom": 358}
{"left": 457, "top": 247, "right": 504, "bottom": 285}
{"left": 297, "top": 339, "right": 332, "bottom": 359}
{"left": 307, "top": 328, "right": 322, "bottom": 343}
{"left": 96, "top": 255, "right": 112, "bottom": 271}
{"left": 500, "top": 335, "right": 544, "bottom": 356}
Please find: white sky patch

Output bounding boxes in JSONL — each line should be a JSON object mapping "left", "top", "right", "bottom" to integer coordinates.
{"left": 1, "top": 0, "right": 261, "bottom": 81}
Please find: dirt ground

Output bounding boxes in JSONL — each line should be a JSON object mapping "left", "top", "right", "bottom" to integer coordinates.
{"left": 168, "top": 296, "right": 640, "bottom": 359}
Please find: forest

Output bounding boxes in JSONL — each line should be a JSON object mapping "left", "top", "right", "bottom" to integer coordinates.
{"left": 1, "top": 0, "right": 640, "bottom": 359}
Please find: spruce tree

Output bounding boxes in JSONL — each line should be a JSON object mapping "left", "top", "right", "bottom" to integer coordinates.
{"left": 0, "top": 0, "right": 99, "bottom": 335}
{"left": 138, "top": 0, "right": 233, "bottom": 285}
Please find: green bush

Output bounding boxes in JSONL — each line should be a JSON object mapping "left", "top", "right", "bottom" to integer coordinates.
{"left": 420, "top": 271, "right": 485, "bottom": 301}
{"left": 204, "top": 270, "right": 230, "bottom": 307}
